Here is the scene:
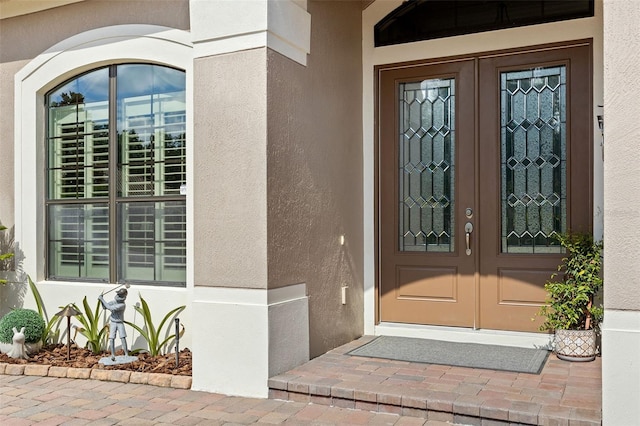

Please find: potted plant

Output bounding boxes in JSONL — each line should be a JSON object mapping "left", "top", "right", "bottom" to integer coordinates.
{"left": 537, "top": 232, "right": 603, "bottom": 361}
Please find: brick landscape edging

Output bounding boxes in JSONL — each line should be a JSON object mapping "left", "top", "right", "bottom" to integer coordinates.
{"left": 0, "top": 362, "right": 192, "bottom": 389}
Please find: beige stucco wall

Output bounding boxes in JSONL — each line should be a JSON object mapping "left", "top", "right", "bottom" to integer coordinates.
{"left": 602, "top": 3, "right": 640, "bottom": 420}
{"left": 266, "top": 0, "right": 364, "bottom": 357}
{"left": 192, "top": 48, "right": 269, "bottom": 289}
{"left": 0, "top": 0, "right": 189, "bottom": 62}
{"left": 0, "top": 0, "right": 192, "bottom": 346}
{"left": 603, "top": 0, "right": 640, "bottom": 311}
{"left": 192, "top": 1, "right": 363, "bottom": 357}
{"left": 3, "top": 0, "right": 362, "bottom": 360}
{"left": 0, "top": 0, "right": 190, "bottom": 227}
{"left": 0, "top": 60, "right": 24, "bottom": 225}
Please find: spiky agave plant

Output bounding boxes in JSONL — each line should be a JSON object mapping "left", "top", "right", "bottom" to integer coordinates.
{"left": 0, "top": 224, "right": 14, "bottom": 285}
{"left": 72, "top": 296, "right": 108, "bottom": 354}
{"left": 125, "top": 295, "right": 185, "bottom": 356}
{"left": 28, "top": 276, "right": 62, "bottom": 344}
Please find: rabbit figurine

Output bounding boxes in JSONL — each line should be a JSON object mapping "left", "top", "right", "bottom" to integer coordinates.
{"left": 8, "top": 326, "right": 28, "bottom": 359}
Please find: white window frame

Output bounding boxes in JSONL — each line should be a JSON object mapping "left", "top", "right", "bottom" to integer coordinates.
{"left": 14, "top": 25, "right": 194, "bottom": 288}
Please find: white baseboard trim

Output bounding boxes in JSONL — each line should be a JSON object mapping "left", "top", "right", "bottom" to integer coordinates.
{"left": 375, "top": 322, "right": 553, "bottom": 350}
{"left": 602, "top": 309, "right": 640, "bottom": 426}
{"left": 191, "top": 283, "right": 309, "bottom": 398}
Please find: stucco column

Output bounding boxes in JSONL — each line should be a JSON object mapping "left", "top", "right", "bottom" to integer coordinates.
{"left": 602, "top": 0, "right": 640, "bottom": 422}
{"left": 189, "top": 0, "right": 310, "bottom": 397}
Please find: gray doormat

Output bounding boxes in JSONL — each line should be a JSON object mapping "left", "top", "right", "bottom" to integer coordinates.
{"left": 348, "top": 336, "right": 549, "bottom": 374}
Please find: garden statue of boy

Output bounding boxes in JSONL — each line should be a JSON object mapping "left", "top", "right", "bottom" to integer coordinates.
{"left": 98, "top": 287, "right": 129, "bottom": 360}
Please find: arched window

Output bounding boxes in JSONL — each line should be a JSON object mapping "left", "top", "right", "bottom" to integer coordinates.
{"left": 46, "top": 64, "right": 186, "bottom": 286}
{"left": 375, "top": 0, "right": 594, "bottom": 47}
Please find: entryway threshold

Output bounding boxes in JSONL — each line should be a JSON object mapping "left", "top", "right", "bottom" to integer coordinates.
{"left": 376, "top": 322, "right": 553, "bottom": 350}
{"left": 268, "top": 336, "right": 601, "bottom": 425}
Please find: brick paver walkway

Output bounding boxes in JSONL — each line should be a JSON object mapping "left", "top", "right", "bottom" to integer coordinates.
{"left": 269, "top": 336, "right": 602, "bottom": 426}
{"left": 0, "top": 335, "right": 602, "bottom": 425}
{"left": 0, "top": 374, "right": 458, "bottom": 425}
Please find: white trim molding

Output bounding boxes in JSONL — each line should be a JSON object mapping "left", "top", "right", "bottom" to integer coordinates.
{"left": 189, "top": 0, "right": 310, "bottom": 65}
{"left": 191, "top": 284, "right": 309, "bottom": 397}
{"left": 602, "top": 310, "right": 640, "bottom": 425}
{"left": 375, "top": 323, "right": 552, "bottom": 350}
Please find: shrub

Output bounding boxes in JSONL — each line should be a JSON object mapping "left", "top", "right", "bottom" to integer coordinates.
{"left": 537, "top": 232, "right": 604, "bottom": 331}
{"left": 0, "top": 309, "right": 46, "bottom": 343}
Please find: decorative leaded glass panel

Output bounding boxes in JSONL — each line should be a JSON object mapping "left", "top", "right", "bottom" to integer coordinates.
{"left": 399, "top": 79, "right": 455, "bottom": 252}
{"left": 501, "top": 66, "right": 566, "bottom": 253}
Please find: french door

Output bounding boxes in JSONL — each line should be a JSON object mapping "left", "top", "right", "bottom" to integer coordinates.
{"left": 378, "top": 42, "right": 592, "bottom": 332}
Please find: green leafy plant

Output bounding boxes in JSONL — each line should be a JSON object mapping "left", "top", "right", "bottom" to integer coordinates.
{"left": 537, "top": 232, "right": 604, "bottom": 331}
{"left": 0, "top": 224, "right": 14, "bottom": 285}
{"left": 125, "top": 295, "right": 185, "bottom": 356}
{"left": 28, "top": 275, "right": 62, "bottom": 344}
{"left": 0, "top": 308, "right": 45, "bottom": 344}
{"left": 72, "top": 296, "right": 108, "bottom": 354}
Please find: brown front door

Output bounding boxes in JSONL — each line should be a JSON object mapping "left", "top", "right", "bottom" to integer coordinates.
{"left": 378, "top": 42, "right": 592, "bottom": 332}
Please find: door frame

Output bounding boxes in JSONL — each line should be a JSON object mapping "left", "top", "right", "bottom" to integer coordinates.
{"left": 363, "top": 0, "right": 603, "bottom": 348}
{"left": 374, "top": 40, "right": 594, "bottom": 331}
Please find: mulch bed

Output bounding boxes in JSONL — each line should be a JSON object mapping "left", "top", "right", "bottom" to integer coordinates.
{"left": 0, "top": 343, "right": 192, "bottom": 376}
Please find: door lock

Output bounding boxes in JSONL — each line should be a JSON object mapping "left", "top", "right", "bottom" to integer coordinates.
{"left": 465, "top": 222, "right": 473, "bottom": 256}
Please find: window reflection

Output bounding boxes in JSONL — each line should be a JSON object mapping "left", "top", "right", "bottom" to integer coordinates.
{"left": 46, "top": 64, "right": 186, "bottom": 285}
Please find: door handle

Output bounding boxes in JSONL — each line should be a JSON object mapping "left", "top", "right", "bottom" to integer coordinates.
{"left": 465, "top": 222, "right": 473, "bottom": 256}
